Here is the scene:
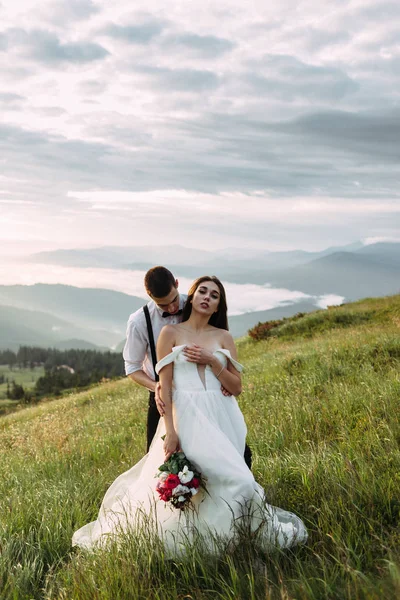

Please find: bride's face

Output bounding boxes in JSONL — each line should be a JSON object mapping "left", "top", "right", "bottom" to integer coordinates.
{"left": 192, "top": 280, "right": 220, "bottom": 316}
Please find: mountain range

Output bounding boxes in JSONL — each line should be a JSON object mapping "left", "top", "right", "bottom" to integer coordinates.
{"left": 31, "top": 241, "right": 366, "bottom": 273}
{"left": 1, "top": 241, "right": 399, "bottom": 351}
{"left": 0, "top": 285, "right": 319, "bottom": 351}
{"left": 0, "top": 285, "right": 143, "bottom": 351}
{"left": 29, "top": 242, "right": 400, "bottom": 297}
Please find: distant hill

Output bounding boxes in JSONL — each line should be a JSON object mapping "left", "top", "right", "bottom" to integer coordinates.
{"left": 268, "top": 251, "right": 400, "bottom": 299}
{"left": 52, "top": 339, "right": 107, "bottom": 351}
{"left": 0, "top": 305, "right": 118, "bottom": 351}
{"left": 0, "top": 284, "right": 143, "bottom": 334}
{"left": 29, "top": 242, "right": 368, "bottom": 280}
{"left": 125, "top": 242, "right": 400, "bottom": 290}
{"left": 355, "top": 242, "right": 400, "bottom": 269}
{"left": 0, "top": 305, "right": 62, "bottom": 350}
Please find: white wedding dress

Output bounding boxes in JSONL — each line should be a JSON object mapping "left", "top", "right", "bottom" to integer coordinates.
{"left": 72, "top": 346, "right": 307, "bottom": 554}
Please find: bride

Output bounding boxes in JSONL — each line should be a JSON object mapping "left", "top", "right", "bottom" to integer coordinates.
{"left": 72, "top": 276, "right": 307, "bottom": 554}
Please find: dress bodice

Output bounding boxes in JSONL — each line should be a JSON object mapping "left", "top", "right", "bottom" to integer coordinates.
{"left": 156, "top": 345, "right": 243, "bottom": 393}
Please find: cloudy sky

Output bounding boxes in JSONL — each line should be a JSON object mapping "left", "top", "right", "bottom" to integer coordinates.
{"left": 1, "top": 0, "right": 400, "bottom": 254}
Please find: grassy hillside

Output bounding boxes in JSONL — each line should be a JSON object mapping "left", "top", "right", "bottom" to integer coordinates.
{"left": 1, "top": 295, "right": 400, "bottom": 599}
{"left": 248, "top": 294, "right": 400, "bottom": 341}
{"left": 228, "top": 300, "right": 318, "bottom": 339}
{"left": 0, "top": 364, "right": 45, "bottom": 403}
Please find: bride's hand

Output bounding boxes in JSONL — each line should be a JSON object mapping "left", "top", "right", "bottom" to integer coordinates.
{"left": 183, "top": 344, "right": 213, "bottom": 366}
{"left": 163, "top": 431, "right": 180, "bottom": 460}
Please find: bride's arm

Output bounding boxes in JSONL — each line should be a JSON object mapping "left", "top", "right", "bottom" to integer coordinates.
{"left": 214, "top": 332, "right": 242, "bottom": 396}
{"left": 157, "top": 326, "right": 179, "bottom": 459}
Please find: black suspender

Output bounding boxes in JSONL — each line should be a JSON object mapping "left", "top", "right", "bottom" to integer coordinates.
{"left": 143, "top": 305, "right": 159, "bottom": 382}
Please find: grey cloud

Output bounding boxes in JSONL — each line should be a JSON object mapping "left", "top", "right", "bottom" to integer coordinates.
{"left": 78, "top": 79, "right": 108, "bottom": 95}
{"left": 244, "top": 72, "right": 357, "bottom": 103}
{"left": 0, "top": 65, "right": 36, "bottom": 82}
{"left": 1, "top": 100, "right": 400, "bottom": 212}
{"left": 0, "top": 92, "right": 24, "bottom": 104}
{"left": 248, "top": 55, "right": 359, "bottom": 101}
{"left": 302, "top": 27, "right": 351, "bottom": 52}
{"left": 355, "top": 55, "right": 400, "bottom": 77}
{"left": 7, "top": 28, "right": 109, "bottom": 64}
{"left": 162, "top": 33, "right": 235, "bottom": 58}
{"left": 0, "top": 124, "right": 115, "bottom": 194}
{"left": 246, "top": 19, "right": 285, "bottom": 35}
{"left": 243, "top": 55, "right": 359, "bottom": 102}
{"left": 354, "top": 1, "right": 400, "bottom": 23}
{"left": 275, "top": 110, "right": 400, "bottom": 162}
{"left": 0, "top": 32, "right": 7, "bottom": 51}
{"left": 136, "top": 65, "right": 220, "bottom": 92}
{"left": 32, "top": 106, "right": 66, "bottom": 117}
{"left": 102, "top": 20, "right": 164, "bottom": 44}
{"left": 166, "top": 110, "right": 400, "bottom": 196}
{"left": 275, "top": 23, "right": 351, "bottom": 53}
{"left": 46, "top": 0, "right": 99, "bottom": 23}
{"left": 385, "top": 30, "right": 400, "bottom": 46}
{"left": 358, "top": 29, "right": 400, "bottom": 52}
{"left": 84, "top": 122, "right": 153, "bottom": 148}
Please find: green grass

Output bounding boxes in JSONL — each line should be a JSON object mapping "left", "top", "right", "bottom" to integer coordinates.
{"left": 1, "top": 294, "right": 400, "bottom": 599}
{"left": 249, "top": 294, "right": 400, "bottom": 342}
{"left": 0, "top": 365, "right": 45, "bottom": 399}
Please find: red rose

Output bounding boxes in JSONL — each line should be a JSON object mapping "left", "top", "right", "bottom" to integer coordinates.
{"left": 159, "top": 488, "right": 172, "bottom": 501}
{"left": 165, "top": 474, "right": 180, "bottom": 489}
{"left": 191, "top": 477, "right": 200, "bottom": 488}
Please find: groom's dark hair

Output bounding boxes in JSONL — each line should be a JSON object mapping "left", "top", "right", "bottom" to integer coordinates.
{"left": 182, "top": 275, "right": 229, "bottom": 330}
{"left": 144, "top": 266, "right": 177, "bottom": 298}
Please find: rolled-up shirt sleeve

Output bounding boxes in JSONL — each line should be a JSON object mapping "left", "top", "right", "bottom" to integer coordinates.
{"left": 123, "top": 319, "right": 147, "bottom": 376}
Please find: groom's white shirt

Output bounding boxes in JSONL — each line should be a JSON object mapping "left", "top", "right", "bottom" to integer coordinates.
{"left": 123, "top": 294, "right": 187, "bottom": 380}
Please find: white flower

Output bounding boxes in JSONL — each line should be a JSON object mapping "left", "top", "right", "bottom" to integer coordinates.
{"left": 157, "top": 472, "right": 169, "bottom": 482}
{"left": 178, "top": 495, "right": 186, "bottom": 502}
{"left": 190, "top": 487, "right": 199, "bottom": 496}
{"left": 178, "top": 465, "right": 194, "bottom": 484}
{"left": 172, "top": 484, "right": 190, "bottom": 496}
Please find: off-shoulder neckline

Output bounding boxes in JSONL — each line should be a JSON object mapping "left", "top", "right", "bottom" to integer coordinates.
{"left": 156, "top": 345, "right": 243, "bottom": 374}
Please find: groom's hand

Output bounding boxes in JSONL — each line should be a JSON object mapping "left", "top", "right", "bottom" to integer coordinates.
{"left": 220, "top": 385, "right": 231, "bottom": 396}
{"left": 155, "top": 382, "right": 165, "bottom": 416}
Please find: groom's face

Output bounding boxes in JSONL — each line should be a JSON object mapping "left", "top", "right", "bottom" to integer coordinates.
{"left": 151, "top": 285, "right": 180, "bottom": 315}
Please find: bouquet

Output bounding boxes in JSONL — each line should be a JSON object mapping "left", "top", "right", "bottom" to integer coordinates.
{"left": 155, "top": 451, "right": 207, "bottom": 510}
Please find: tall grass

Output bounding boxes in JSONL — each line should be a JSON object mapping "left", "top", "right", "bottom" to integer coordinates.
{"left": 1, "top": 295, "right": 400, "bottom": 599}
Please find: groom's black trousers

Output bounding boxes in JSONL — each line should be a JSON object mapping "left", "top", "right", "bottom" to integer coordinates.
{"left": 147, "top": 392, "right": 161, "bottom": 452}
{"left": 147, "top": 392, "right": 253, "bottom": 470}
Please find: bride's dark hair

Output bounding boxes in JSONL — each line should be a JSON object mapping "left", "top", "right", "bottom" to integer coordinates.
{"left": 182, "top": 275, "right": 229, "bottom": 330}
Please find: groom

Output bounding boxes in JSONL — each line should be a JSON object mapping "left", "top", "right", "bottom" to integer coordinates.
{"left": 123, "top": 266, "right": 186, "bottom": 452}
{"left": 123, "top": 266, "right": 252, "bottom": 469}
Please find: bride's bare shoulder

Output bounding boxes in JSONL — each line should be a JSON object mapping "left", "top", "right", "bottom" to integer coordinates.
{"left": 219, "top": 329, "right": 235, "bottom": 346}
{"left": 158, "top": 324, "right": 178, "bottom": 341}
{"left": 208, "top": 326, "right": 233, "bottom": 343}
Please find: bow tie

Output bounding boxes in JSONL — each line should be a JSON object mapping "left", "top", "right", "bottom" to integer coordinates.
{"left": 162, "top": 309, "right": 183, "bottom": 318}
